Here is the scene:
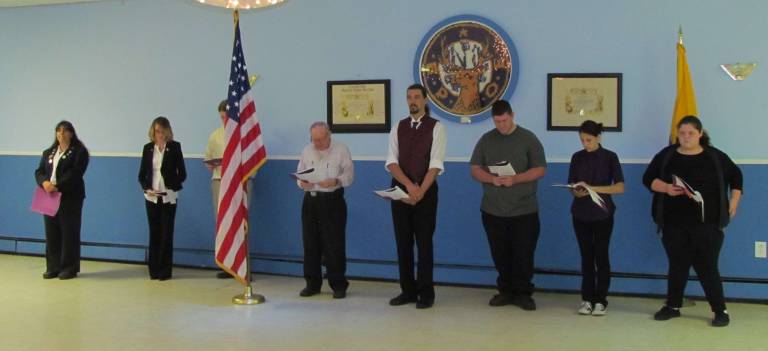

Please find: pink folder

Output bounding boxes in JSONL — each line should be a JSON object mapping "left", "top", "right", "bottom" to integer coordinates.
{"left": 31, "top": 187, "right": 62, "bottom": 217}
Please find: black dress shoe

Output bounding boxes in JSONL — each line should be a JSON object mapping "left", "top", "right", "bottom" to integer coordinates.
{"left": 43, "top": 271, "right": 59, "bottom": 279}
{"left": 216, "top": 271, "right": 233, "bottom": 279}
{"left": 489, "top": 294, "right": 514, "bottom": 307}
{"left": 300, "top": 287, "right": 320, "bottom": 297}
{"left": 332, "top": 290, "right": 347, "bottom": 299}
{"left": 712, "top": 311, "right": 730, "bottom": 327}
{"left": 389, "top": 294, "right": 417, "bottom": 306}
{"left": 654, "top": 306, "right": 681, "bottom": 321}
{"left": 58, "top": 272, "right": 77, "bottom": 280}
{"left": 511, "top": 295, "right": 536, "bottom": 311}
{"left": 416, "top": 298, "right": 434, "bottom": 309}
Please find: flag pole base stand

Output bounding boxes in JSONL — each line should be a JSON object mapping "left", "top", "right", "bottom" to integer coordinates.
{"left": 232, "top": 285, "right": 265, "bottom": 305}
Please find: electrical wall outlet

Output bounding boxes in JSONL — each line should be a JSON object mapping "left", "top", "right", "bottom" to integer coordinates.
{"left": 756, "top": 241, "right": 768, "bottom": 259}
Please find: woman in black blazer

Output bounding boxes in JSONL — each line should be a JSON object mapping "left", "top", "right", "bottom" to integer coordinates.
{"left": 34, "top": 120, "right": 90, "bottom": 280}
{"left": 138, "top": 116, "right": 187, "bottom": 280}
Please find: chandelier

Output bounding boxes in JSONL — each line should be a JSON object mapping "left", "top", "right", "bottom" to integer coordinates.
{"left": 195, "top": 0, "right": 286, "bottom": 10}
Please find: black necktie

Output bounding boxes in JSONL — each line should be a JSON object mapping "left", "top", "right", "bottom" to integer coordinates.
{"left": 411, "top": 121, "right": 419, "bottom": 129}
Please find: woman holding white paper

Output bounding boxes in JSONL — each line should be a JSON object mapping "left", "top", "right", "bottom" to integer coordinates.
{"left": 643, "top": 115, "right": 742, "bottom": 327}
{"left": 138, "top": 117, "right": 186, "bottom": 280}
{"left": 34, "top": 120, "right": 90, "bottom": 280}
{"left": 567, "top": 120, "right": 624, "bottom": 316}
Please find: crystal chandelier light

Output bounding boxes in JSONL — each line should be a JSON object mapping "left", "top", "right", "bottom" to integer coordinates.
{"left": 196, "top": 0, "right": 286, "bottom": 10}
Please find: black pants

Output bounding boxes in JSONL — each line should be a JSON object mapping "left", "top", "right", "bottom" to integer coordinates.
{"left": 661, "top": 223, "right": 726, "bottom": 312}
{"left": 43, "top": 195, "right": 84, "bottom": 275}
{"left": 301, "top": 189, "right": 348, "bottom": 292}
{"left": 391, "top": 182, "right": 438, "bottom": 300}
{"left": 481, "top": 211, "right": 540, "bottom": 296}
{"left": 145, "top": 199, "right": 177, "bottom": 279}
{"left": 573, "top": 216, "right": 614, "bottom": 305}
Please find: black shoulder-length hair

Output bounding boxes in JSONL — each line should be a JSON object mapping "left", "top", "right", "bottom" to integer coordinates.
{"left": 50, "top": 120, "right": 84, "bottom": 150}
{"left": 677, "top": 115, "right": 711, "bottom": 147}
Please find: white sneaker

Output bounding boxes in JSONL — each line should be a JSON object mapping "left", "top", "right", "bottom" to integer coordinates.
{"left": 578, "top": 301, "right": 593, "bottom": 315}
{"left": 592, "top": 303, "right": 607, "bottom": 316}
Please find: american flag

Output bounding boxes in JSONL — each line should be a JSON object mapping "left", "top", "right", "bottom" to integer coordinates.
{"left": 215, "top": 14, "right": 267, "bottom": 285}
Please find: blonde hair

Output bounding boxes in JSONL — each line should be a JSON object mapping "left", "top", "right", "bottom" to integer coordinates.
{"left": 148, "top": 116, "right": 174, "bottom": 142}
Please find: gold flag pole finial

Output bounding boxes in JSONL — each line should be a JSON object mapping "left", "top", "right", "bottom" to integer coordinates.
{"left": 678, "top": 25, "right": 683, "bottom": 45}
{"left": 233, "top": 9, "right": 239, "bottom": 26}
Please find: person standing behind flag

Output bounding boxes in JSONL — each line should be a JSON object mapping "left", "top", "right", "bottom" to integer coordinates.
{"left": 295, "top": 122, "right": 354, "bottom": 299}
{"left": 386, "top": 83, "right": 446, "bottom": 309}
{"left": 35, "top": 120, "right": 89, "bottom": 280}
{"left": 567, "top": 120, "right": 624, "bottom": 316}
{"left": 643, "top": 116, "right": 742, "bottom": 327}
{"left": 205, "top": 100, "right": 253, "bottom": 279}
{"left": 138, "top": 117, "right": 186, "bottom": 281}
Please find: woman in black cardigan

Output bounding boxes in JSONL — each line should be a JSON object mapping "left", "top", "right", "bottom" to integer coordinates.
{"left": 34, "top": 120, "right": 90, "bottom": 280}
{"left": 138, "top": 117, "right": 186, "bottom": 280}
{"left": 643, "top": 115, "right": 742, "bottom": 327}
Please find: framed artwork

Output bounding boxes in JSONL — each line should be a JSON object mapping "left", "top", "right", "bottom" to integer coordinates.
{"left": 327, "top": 80, "right": 391, "bottom": 133}
{"left": 547, "top": 73, "right": 622, "bottom": 131}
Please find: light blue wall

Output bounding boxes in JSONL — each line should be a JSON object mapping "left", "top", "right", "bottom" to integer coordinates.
{"left": 1, "top": 0, "right": 767, "bottom": 158}
{"left": 1, "top": 0, "right": 767, "bottom": 299}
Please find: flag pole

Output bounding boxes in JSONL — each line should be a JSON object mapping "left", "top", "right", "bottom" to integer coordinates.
{"left": 678, "top": 25, "right": 683, "bottom": 45}
{"left": 231, "top": 211, "right": 264, "bottom": 305}
{"left": 230, "top": 8, "right": 264, "bottom": 305}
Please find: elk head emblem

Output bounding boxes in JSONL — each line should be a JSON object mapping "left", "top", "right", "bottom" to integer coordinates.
{"left": 438, "top": 36, "right": 493, "bottom": 114}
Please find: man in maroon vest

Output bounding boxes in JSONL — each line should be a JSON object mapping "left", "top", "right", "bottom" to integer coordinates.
{"left": 385, "top": 84, "right": 447, "bottom": 309}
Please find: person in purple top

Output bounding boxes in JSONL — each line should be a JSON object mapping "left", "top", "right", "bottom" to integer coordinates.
{"left": 567, "top": 120, "right": 624, "bottom": 316}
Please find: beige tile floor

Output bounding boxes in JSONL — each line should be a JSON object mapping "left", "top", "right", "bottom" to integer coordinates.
{"left": 1, "top": 254, "right": 766, "bottom": 351}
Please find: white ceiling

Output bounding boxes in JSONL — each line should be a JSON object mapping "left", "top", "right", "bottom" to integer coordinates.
{"left": 0, "top": 0, "right": 103, "bottom": 7}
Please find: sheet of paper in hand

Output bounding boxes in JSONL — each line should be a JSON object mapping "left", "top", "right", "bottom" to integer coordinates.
{"left": 374, "top": 186, "right": 410, "bottom": 201}
{"left": 291, "top": 168, "right": 325, "bottom": 183}
{"left": 672, "top": 174, "right": 705, "bottom": 222}
{"left": 488, "top": 161, "right": 516, "bottom": 176}
{"left": 31, "top": 187, "right": 61, "bottom": 217}
{"left": 203, "top": 158, "right": 223, "bottom": 167}
{"left": 552, "top": 183, "right": 608, "bottom": 212}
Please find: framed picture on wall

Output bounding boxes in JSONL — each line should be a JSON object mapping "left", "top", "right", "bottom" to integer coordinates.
{"left": 547, "top": 73, "right": 622, "bottom": 131}
{"left": 327, "top": 80, "right": 391, "bottom": 133}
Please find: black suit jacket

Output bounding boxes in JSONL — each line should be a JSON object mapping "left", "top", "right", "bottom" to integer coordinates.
{"left": 35, "top": 143, "right": 90, "bottom": 199}
{"left": 138, "top": 140, "right": 187, "bottom": 192}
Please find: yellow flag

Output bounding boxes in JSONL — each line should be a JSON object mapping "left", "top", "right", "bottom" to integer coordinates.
{"left": 670, "top": 42, "right": 698, "bottom": 144}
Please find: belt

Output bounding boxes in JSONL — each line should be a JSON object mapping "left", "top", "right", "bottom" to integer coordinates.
{"left": 308, "top": 188, "right": 344, "bottom": 198}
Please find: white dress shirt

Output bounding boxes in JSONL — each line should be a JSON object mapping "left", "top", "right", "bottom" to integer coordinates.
{"left": 385, "top": 115, "right": 447, "bottom": 175}
{"left": 144, "top": 144, "right": 178, "bottom": 204}
{"left": 297, "top": 140, "right": 354, "bottom": 192}
{"left": 50, "top": 147, "right": 65, "bottom": 185}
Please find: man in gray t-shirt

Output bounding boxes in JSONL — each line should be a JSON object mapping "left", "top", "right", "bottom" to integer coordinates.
{"left": 470, "top": 100, "right": 546, "bottom": 311}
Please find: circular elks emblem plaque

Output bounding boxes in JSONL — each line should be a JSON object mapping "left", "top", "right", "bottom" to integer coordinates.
{"left": 414, "top": 15, "right": 518, "bottom": 124}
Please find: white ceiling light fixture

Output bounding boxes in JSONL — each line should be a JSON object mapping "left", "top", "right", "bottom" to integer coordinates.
{"left": 195, "top": 0, "right": 286, "bottom": 10}
{"left": 720, "top": 63, "right": 757, "bottom": 81}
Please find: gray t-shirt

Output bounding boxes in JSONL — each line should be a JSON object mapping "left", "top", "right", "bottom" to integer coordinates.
{"left": 470, "top": 126, "right": 546, "bottom": 217}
